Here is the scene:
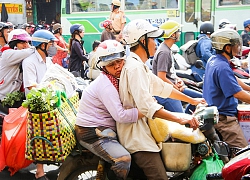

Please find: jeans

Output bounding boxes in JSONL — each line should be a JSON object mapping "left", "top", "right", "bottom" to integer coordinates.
{"left": 155, "top": 96, "right": 184, "bottom": 113}
{"left": 155, "top": 87, "right": 202, "bottom": 114}
{"left": 183, "top": 87, "right": 203, "bottom": 114}
{"left": 75, "top": 126, "right": 131, "bottom": 180}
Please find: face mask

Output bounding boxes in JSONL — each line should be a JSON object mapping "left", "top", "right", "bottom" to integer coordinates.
{"left": 47, "top": 45, "right": 57, "bottom": 57}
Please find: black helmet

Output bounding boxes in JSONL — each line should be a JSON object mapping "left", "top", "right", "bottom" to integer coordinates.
{"left": 200, "top": 21, "right": 214, "bottom": 35}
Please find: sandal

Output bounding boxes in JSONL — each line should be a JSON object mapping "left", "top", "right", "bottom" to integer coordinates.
{"left": 34, "top": 175, "right": 50, "bottom": 180}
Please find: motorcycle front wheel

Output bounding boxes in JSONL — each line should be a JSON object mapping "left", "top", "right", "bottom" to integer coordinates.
{"left": 66, "top": 165, "right": 99, "bottom": 180}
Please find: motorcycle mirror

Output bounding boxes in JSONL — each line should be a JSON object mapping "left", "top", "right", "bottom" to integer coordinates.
{"left": 195, "top": 60, "right": 205, "bottom": 70}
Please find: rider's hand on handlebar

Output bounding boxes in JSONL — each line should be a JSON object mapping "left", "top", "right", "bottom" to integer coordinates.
{"left": 190, "top": 98, "right": 207, "bottom": 106}
{"left": 179, "top": 115, "right": 199, "bottom": 130}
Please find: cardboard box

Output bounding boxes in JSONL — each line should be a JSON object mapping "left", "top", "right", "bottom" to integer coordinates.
{"left": 238, "top": 104, "right": 250, "bottom": 144}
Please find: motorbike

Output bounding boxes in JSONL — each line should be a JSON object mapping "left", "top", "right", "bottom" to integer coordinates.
{"left": 206, "top": 145, "right": 250, "bottom": 180}
{"left": 195, "top": 56, "right": 250, "bottom": 86}
{"left": 230, "top": 57, "right": 250, "bottom": 86}
{"left": 171, "top": 44, "right": 203, "bottom": 93}
{"left": 57, "top": 105, "right": 229, "bottom": 180}
{"left": 175, "top": 69, "right": 203, "bottom": 93}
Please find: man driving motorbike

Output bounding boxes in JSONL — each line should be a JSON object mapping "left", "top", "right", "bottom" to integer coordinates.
{"left": 117, "top": 19, "right": 206, "bottom": 180}
{"left": 203, "top": 28, "right": 249, "bottom": 149}
{"left": 75, "top": 40, "right": 144, "bottom": 180}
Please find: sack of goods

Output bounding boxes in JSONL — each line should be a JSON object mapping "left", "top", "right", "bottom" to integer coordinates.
{"left": 23, "top": 82, "right": 79, "bottom": 163}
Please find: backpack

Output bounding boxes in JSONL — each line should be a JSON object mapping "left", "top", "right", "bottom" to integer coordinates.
{"left": 180, "top": 37, "right": 204, "bottom": 65}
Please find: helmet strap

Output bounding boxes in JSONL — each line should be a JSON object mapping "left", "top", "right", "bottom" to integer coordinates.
{"left": 170, "top": 37, "right": 177, "bottom": 41}
{"left": 224, "top": 46, "right": 233, "bottom": 59}
{"left": 108, "top": 25, "right": 112, "bottom": 31}
{"left": 77, "top": 32, "right": 82, "bottom": 39}
{"left": 139, "top": 34, "right": 150, "bottom": 59}
{"left": 170, "top": 32, "right": 178, "bottom": 41}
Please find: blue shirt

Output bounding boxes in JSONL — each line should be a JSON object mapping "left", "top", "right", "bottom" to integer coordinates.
{"left": 191, "top": 34, "right": 215, "bottom": 78}
{"left": 241, "top": 30, "right": 250, "bottom": 47}
{"left": 203, "top": 54, "right": 242, "bottom": 116}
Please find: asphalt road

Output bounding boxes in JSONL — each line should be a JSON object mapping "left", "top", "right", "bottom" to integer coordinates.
{"left": 0, "top": 163, "right": 59, "bottom": 180}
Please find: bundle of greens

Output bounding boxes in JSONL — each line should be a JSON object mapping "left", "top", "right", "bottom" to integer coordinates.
{"left": 1, "top": 91, "right": 25, "bottom": 107}
{"left": 22, "top": 85, "right": 58, "bottom": 113}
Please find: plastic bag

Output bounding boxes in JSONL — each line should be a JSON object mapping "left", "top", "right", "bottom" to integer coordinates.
{"left": 190, "top": 153, "right": 224, "bottom": 180}
{"left": 62, "top": 55, "right": 69, "bottom": 68}
{"left": 148, "top": 113, "right": 206, "bottom": 144}
{"left": 0, "top": 106, "right": 33, "bottom": 175}
{"left": 41, "top": 63, "right": 78, "bottom": 98}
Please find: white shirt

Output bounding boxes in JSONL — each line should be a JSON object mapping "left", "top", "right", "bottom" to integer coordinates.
{"left": 22, "top": 50, "right": 52, "bottom": 95}
{"left": 117, "top": 52, "right": 173, "bottom": 154}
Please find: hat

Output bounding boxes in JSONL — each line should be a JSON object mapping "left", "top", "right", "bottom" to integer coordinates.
{"left": 147, "top": 29, "right": 164, "bottom": 38}
{"left": 53, "top": 23, "right": 62, "bottom": 32}
{"left": 111, "top": 0, "right": 121, "bottom": 6}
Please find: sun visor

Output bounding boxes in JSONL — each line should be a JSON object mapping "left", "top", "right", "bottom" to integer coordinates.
{"left": 147, "top": 29, "right": 164, "bottom": 38}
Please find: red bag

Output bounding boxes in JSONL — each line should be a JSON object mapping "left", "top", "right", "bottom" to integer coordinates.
{"left": 0, "top": 106, "right": 33, "bottom": 175}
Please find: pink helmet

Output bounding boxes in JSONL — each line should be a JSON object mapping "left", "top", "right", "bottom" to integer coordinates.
{"left": 8, "top": 29, "right": 32, "bottom": 43}
{"left": 102, "top": 20, "right": 112, "bottom": 28}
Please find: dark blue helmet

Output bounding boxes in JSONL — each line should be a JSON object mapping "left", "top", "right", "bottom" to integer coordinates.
{"left": 200, "top": 21, "right": 214, "bottom": 35}
{"left": 243, "top": 18, "right": 250, "bottom": 28}
{"left": 70, "top": 24, "right": 85, "bottom": 34}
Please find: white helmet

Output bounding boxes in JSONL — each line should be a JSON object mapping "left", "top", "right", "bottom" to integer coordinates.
{"left": 97, "top": 40, "right": 125, "bottom": 67}
{"left": 171, "top": 44, "right": 180, "bottom": 53}
{"left": 211, "top": 29, "right": 242, "bottom": 53}
{"left": 8, "top": 29, "right": 31, "bottom": 43}
{"left": 122, "top": 19, "right": 164, "bottom": 47}
{"left": 223, "top": 24, "right": 237, "bottom": 31}
{"left": 219, "top": 18, "right": 231, "bottom": 29}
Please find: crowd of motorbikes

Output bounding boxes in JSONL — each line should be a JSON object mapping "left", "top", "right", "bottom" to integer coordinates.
{"left": 57, "top": 44, "right": 250, "bottom": 179}
{"left": 56, "top": 104, "right": 250, "bottom": 180}
{"left": 1, "top": 43, "right": 250, "bottom": 180}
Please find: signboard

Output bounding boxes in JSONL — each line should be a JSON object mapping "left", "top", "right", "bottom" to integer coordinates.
{"left": 167, "top": 10, "right": 180, "bottom": 17}
{"left": 0, "top": 3, "right": 23, "bottom": 14}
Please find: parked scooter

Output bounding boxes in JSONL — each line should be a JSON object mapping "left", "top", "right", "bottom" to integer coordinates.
{"left": 57, "top": 105, "right": 229, "bottom": 180}
{"left": 230, "top": 57, "right": 250, "bottom": 86}
{"left": 172, "top": 44, "right": 203, "bottom": 93}
{"left": 206, "top": 145, "right": 250, "bottom": 180}
{"left": 195, "top": 57, "right": 250, "bottom": 86}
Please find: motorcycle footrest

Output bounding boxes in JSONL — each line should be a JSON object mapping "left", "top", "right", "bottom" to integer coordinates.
{"left": 206, "top": 173, "right": 223, "bottom": 179}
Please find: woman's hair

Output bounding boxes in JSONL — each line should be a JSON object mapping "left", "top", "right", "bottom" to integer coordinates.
{"left": 8, "top": 40, "right": 26, "bottom": 49}
{"left": 68, "top": 31, "right": 79, "bottom": 54}
{"left": 53, "top": 28, "right": 61, "bottom": 35}
{"left": 92, "top": 40, "right": 101, "bottom": 51}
